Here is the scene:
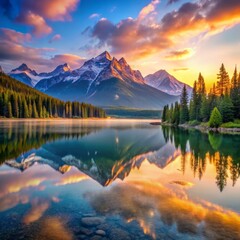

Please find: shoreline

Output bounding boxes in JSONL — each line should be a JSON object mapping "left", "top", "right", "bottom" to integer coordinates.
{"left": 0, "top": 118, "right": 156, "bottom": 122}
{"left": 161, "top": 122, "right": 240, "bottom": 134}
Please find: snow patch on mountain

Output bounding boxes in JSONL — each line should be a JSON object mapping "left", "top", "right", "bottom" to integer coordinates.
{"left": 144, "top": 69, "right": 192, "bottom": 96}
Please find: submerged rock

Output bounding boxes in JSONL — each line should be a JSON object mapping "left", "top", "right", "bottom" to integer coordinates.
{"left": 81, "top": 217, "right": 105, "bottom": 226}
{"left": 109, "top": 228, "right": 131, "bottom": 240}
{"left": 79, "top": 227, "right": 93, "bottom": 235}
{"left": 96, "top": 230, "right": 106, "bottom": 236}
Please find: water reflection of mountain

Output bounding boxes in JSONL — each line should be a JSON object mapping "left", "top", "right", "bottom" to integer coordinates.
{"left": 1, "top": 123, "right": 240, "bottom": 190}
{"left": 2, "top": 125, "right": 179, "bottom": 186}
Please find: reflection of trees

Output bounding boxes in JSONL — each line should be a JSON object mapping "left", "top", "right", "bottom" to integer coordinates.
{"left": 162, "top": 126, "right": 240, "bottom": 191}
{"left": 0, "top": 124, "right": 97, "bottom": 164}
{"left": 213, "top": 153, "right": 228, "bottom": 192}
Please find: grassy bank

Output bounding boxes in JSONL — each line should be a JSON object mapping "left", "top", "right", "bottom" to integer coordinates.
{"left": 162, "top": 119, "right": 240, "bottom": 134}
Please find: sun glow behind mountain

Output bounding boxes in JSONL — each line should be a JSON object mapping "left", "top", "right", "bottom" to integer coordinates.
{"left": 0, "top": 0, "right": 239, "bottom": 89}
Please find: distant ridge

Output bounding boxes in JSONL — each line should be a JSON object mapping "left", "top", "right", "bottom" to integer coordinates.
{"left": 144, "top": 69, "right": 192, "bottom": 96}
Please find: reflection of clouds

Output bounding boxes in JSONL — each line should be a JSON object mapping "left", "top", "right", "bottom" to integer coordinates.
{"left": 54, "top": 168, "right": 89, "bottom": 186}
{"left": 36, "top": 217, "right": 73, "bottom": 240}
{"left": 88, "top": 180, "right": 240, "bottom": 239}
{"left": 170, "top": 180, "right": 194, "bottom": 188}
{"left": 55, "top": 174, "right": 88, "bottom": 186}
{"left": 0, "top": 193, "right": 29, "bottom": 212}
{"left": 0, "top": 166, "right": 49, "bottom": 198}
{"left": 23, "top": 198, "right": 50, "bottom": 224}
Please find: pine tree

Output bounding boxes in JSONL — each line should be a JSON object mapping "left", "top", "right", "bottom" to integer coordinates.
{"left": 217, "top": 64, "right": 230, "bottom": 96}
{"left": 230, "top": 66, "right": 240, "bottom": 118}
{"left": 32, "top": 101, "right": 39, "bottom": 118}
{"left": 173, "top": 102, "right": 180, "bottom": 125}
{"left": 22, "top": 99, "right": 29, "bottom": 118}
{"left": 209, "top": 107, "right": 222, "bottom": 128}
{"left": 7, "top": 101, "right": 13, "bottom": 118}
{"left": 162, "top": 105, "right": 167, "bottom": 122}
{"left": 11, "top": 94, "right": 19, "bottom": 118}
{"left": 180, "top": 85, "right": 189, "bottom": 124}
{"left": 189, "top": 81, "right": 198, "bottom": 121}
{"left": 200, "top": 95, "right": 209, "bottom": 122}
{"left": 219, "top": 94, "right": 234, "bottom": 123}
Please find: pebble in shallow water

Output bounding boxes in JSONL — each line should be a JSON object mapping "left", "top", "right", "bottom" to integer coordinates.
{"left": 81, "top": 216, "right": 105, "bottom": 226}
{"left": 96, "top": 229, "right": 106, "bottom": 236}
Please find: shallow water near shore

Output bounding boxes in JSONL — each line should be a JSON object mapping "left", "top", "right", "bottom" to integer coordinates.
{"left": 0, "top": 119, "right": 240, "bottom": 240}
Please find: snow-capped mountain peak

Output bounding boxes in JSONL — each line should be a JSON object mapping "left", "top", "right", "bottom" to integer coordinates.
{"left": 11, "top": 63, "right": 38, "bottom": 76}
{"left": 144, "top": 69, "right": 192, "bottom": 96}
{"left": 39, "top": 63, "right": 71, "bottom": 78}
{"left": 95, "top": 51, "right": 112, "bottom": 61}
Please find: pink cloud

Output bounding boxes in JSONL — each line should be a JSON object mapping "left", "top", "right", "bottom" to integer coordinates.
{"left": 0, "top": 28, "right": 31, "bottom": 44}
{"left": 17, "top": 12, "right": 52, "bottom": 37}
{"left": 0, "top": 28, "right": 84, "bottom": 72}
{"left": 49, "top": 54, "right": 85, "bottom": 69}
{"left": 0, "top": 0, "right": 80, "bottom": 37}
{"left": 49, "top": 34, "right": 61, "bottom": 43}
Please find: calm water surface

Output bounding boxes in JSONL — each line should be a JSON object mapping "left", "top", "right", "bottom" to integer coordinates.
{"left": 0, "top": 119, "right": 240, "bottom": 240}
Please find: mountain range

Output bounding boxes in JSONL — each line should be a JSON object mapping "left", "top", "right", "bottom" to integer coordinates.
{"left": 8, "top": 51, "right": 191, "bottom": 109}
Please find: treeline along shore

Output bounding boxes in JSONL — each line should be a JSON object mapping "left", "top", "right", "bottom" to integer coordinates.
{"left": 162, "top": 64, "right": 240, "bottom": 132}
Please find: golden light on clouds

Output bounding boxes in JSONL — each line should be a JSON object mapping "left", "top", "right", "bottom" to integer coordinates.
{"left": 165, "top": 48, "right": 195, "bottom": 61}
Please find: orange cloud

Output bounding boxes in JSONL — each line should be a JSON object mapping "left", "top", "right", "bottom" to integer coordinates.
{"left": 138, "top": 0, "right": 159, "bottom": 22}
{"left": 21, "top": 0, "right": 80, "bottom": 21}
{"left": 88, "top": 0, "right": 240, "bottom": 60}
{"left": 165, "top": 48, "right": 195, "bottom": 60}
{"left": 173, "top": 68, "right": 189, "bottom": 72}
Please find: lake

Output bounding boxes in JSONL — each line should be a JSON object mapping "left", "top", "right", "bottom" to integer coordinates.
{"left": 0, "top": 119, "right": 240, "bottom": 240}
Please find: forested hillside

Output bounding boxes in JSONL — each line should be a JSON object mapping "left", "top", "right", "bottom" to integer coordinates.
{"left": 162, "top": 64, "right": 240, "bottom": 127}
{"left": 0, "top": 73, "right": 106, "bottom": 118}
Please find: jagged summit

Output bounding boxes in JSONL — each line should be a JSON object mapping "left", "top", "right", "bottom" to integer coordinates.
{"left": 119, "top": 57, "right": 128, "bottom": 66}
{"left": 40, "top": 63, "right": 71, "bottom": 77}
{"left": 13, "top": 63, "right": 29, "bottom": 71}
{"left": 12, "top": 63, "right": 38, "bottom": 76}
{"left": 95, "top": 51, "right": 112, "bottom": 61}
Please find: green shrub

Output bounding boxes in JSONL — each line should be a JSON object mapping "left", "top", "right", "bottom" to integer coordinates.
{"left": 233, "top": 119, "right": 240, "bottom": 124}
{"left": 209, "top": 107, "right": 222, "bottom": 128}
{"left": 188, "top": 120, "right": 200, "bottom": 126}
{"left": 221, "top": 122, "right": 240, "bottom": 128}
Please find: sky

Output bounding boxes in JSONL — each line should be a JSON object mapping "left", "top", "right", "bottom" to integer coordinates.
{"left": 0, "top": 0, "right": 240, "bottom": 88}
